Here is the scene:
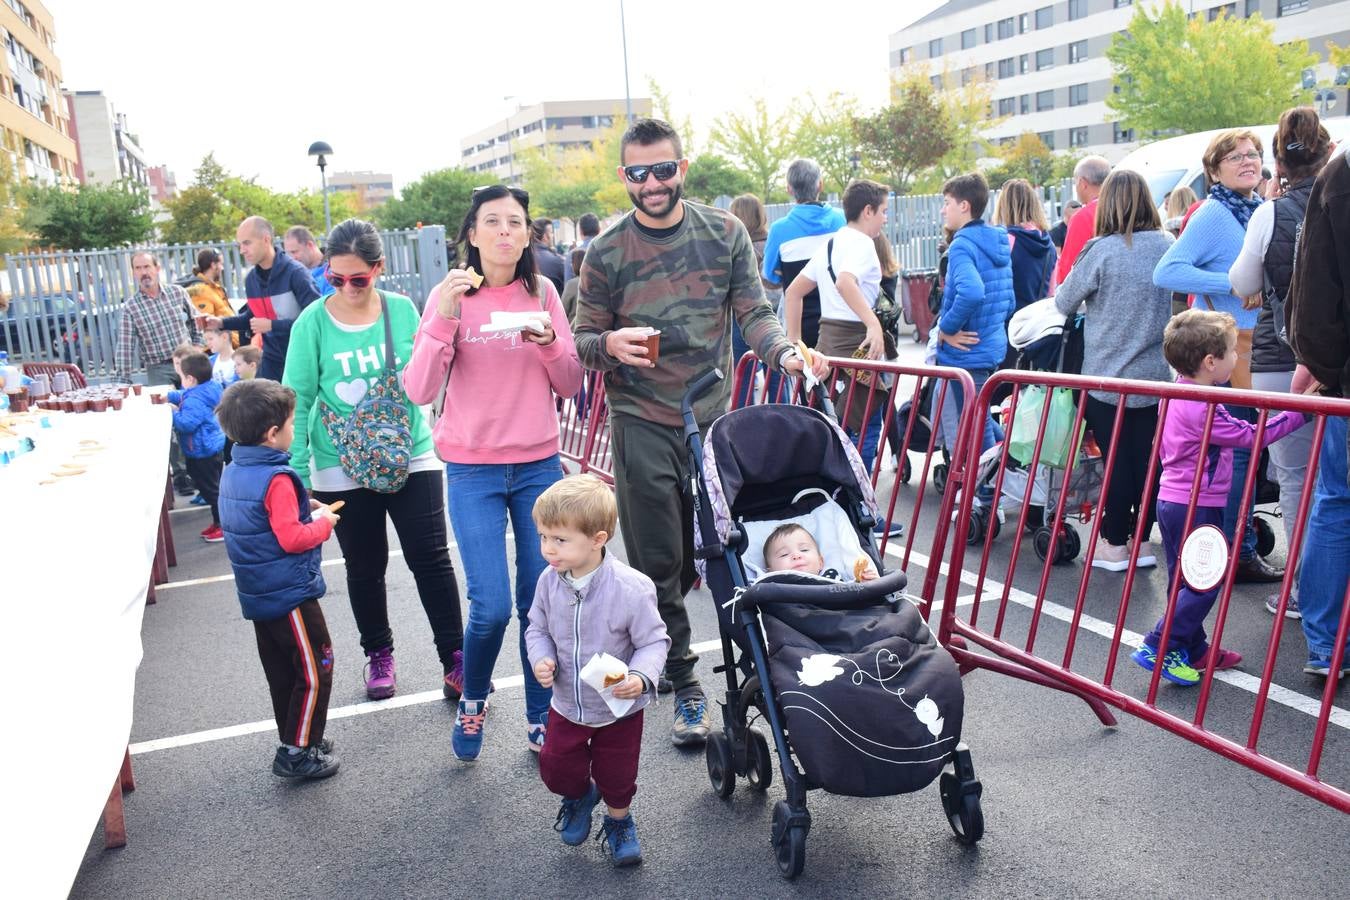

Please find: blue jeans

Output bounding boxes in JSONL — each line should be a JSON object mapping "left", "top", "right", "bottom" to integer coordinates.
{"left": 1222, "top": 403, "right": 1259, "bottom": 561}
{"left": 445, "top": 455, "right": 563, "bottom": 724}
{"left": 931, "top": 368, "right": 1001, "bottom": 503}
{"left": 1298, "top": 416, "right": 1350, "bottom": 661}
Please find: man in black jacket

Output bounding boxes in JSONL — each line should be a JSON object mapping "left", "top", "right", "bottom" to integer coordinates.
{"left": 1285, "top": 149, "right": 1350, "bottom": 678}
{"left": 209, "top": 216, "right": 321, "bottom": 381}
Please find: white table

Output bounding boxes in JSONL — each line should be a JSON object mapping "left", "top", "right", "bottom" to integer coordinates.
{"left": 3, "top": 399, "right": 171, "bottom": 898}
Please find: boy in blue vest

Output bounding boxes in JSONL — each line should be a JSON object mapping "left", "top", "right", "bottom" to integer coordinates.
{"left": 216, "top": 379, "right": 344, "bottom": 779}
{"left": 932, "top": 172, "right": 1016, "bottom": 508}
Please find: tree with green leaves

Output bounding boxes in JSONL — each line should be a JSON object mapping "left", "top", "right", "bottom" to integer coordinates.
{"left": 20, "top": 180, "right": 155, "bottom": 249}
{"left": 708, "top": 98, "right": 797, "bottom": 201}
{"left": 375, "top": 167, "right": 482, "bottom": 234}
{"left": 906, "top": 67, "right": 1001, "bottom": 192}
{"left": 852, "top": 80, "right": 954, "bottom": 195}
{"left": 984, "top": 133, "right": 1081, "bottom": 189}
{"left": 0, "top": 157, "right": 30, "bottom": 256}
{"left": 793, "top": 93, "right": 863, "bottom": 196}
{"left": 1106, "top": 2, "right": 1315, "bottom": 136}
{"left": 683, "top": 154, "right": 755, "bottom": 203}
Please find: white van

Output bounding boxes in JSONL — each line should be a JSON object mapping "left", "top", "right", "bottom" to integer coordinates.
{"left": 1114, "top": 118, "right": 1350, "bottom": 209}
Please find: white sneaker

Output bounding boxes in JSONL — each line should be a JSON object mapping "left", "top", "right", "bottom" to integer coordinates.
{"left": 1091, "top": 537, "right": 1131, "bottom": 572}
{"left": 1132, "top": 541, "right": 1157, "bottom": 568}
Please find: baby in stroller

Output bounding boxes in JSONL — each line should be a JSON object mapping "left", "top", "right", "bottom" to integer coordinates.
{"left": 681, "top": 373, "right": 984, "bottom": 879}
{"left": 762, "top": 523, "right": 879, "bottom": 582}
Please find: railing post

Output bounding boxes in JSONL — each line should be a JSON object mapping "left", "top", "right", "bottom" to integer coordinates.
{"left": 414, "top": 225, "right": 447, "bottom": 310}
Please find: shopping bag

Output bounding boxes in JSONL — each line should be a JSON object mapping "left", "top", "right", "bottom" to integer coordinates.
{"left": 1007, "top": 385, "right": 1082, "bottom": 469}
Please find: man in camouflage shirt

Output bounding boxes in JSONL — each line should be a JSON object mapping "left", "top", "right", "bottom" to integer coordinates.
{"left": 574, "top": 118, "right": 827, "bottom": 746}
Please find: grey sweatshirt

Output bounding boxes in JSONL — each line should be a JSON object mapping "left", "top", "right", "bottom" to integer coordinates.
{"left": 1054, "top": 231, "right": 1175, "bottom": 407}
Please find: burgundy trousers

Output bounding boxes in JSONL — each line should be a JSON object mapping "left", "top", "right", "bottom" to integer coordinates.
{"left": 538, "top": 707, "right": 644, "bottom": 809}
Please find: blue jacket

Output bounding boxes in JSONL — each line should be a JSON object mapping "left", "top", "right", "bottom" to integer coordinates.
{"left": 309, "top": 262, "right": 335, "bottom": 298}
{"left": 762, "top": 202, "right": 846, "bottom": 285}
{"left": 220, "top": 250, "right": 321, "bottom": 381}
{"left": 219, "top": 444, "right": 326, "bottom": 621}
{"left": 1006, "top": 226, "right": 1056, "bottom": 312}
{"left": 170, "top": 379, "right": 226, "bottom": 458}
{"left": 937, "top": 220, "right": 1015, "bottom": 370}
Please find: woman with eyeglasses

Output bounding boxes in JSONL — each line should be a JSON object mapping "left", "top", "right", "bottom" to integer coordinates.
{"left": 404, "top": 184, "right": 583, "bottom": 761}
{"left": 1154, "top": 129, "right": 1283, "bottom": 585}
{"left": 282, "top": 217, "right": 467, "bottom": 705}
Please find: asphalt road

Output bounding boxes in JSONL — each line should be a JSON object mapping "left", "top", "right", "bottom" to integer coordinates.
{"left": 68, "top": 338, "right": 1350, "bottom": 899}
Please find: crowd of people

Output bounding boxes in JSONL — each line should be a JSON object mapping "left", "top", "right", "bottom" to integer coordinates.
{"left": 102, "top": 109, "right": 1350, "bottom": 866}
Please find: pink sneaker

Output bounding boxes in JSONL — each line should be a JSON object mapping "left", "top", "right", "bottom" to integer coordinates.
{"left": 363, "top": 647, "right": 396, "bottom": 700}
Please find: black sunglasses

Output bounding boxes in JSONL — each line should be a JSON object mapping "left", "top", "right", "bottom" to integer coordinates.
{"left": 622, "top": 160, "right": 681, "bottom": 184}
{"left": 472, "top": 184, "right": 530, "bottom": 206}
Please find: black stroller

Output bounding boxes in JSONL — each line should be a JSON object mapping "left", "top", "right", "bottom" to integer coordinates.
{"left": 682, "top": 370, "right": 984, "bottom": 879}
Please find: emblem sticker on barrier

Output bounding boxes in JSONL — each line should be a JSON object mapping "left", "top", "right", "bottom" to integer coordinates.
{"left": 1180, "top": 524, "right": 1229, "bottom": 592}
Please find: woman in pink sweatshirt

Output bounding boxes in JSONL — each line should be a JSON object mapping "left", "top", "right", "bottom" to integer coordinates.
{"left": 404, "top": 185, "right": 583, "bottom": 760}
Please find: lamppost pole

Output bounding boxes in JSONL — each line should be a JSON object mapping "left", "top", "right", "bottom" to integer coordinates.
{"left": 504, "top": 95, "right": 516, "bottom": 184}
{"left": 620, "top": 0, "right": 633, "bottom": 124}
{"left": 308, "top": 141, "right": 334, "bottom": 236}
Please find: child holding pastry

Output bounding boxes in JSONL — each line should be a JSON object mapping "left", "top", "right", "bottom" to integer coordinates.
{"left": 762, "top": 523, "right": 878, "bottom": 582}
{"left": 525, "top": 474, "right": 670, "bottom": 867}
{"left": 215, "top": 379, "right": 344, "bottom": 780}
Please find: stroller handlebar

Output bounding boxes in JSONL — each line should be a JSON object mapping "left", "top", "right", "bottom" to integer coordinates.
{"left": 681, "top": 368, "right": 724, "bottom": 437}
{"left": 739, "top": 568, "right": 909, "bottom": 613}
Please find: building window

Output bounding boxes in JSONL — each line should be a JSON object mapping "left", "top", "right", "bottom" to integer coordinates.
{"left": 1069, "top": 40, "right": 1088, "bottom": 64}
{"left": 931, "top": 74, "right": 943, "bottom": 90}
{"left": 929, "top": 37, "right": 943, "bottom": 56}
{"left": 1020, "top": 54, "right": 1030, "bottom": 74}
{"left": 1020, "top": 94, "right": 1031, "bottom": 114}
{"left": 900, "top": 46, "right": 911, "bottom": 64}
{"left": 1039, "top": 131, "right": 1056, "bottom": 150}
{"left": 1036, "top": 5, "right": 1054, "bottom": 28}
{"left": 1069, "top": 83, "right": 1089, "bottom": 106}
{"left": 961, "top": 67, "right": 975, "bottom": 86}
{"left": 1036, "top": 89, "right": 1055, "bottom": 111}
{"left": 1019, "top": 13, "right": 1029, "bottom": 32}
{"left": 1113, "top": 121, "right": 1135, "bottom": 143}
{"left": 1277, "top": 0, "right": 1307, "bottom": 14}
{"left": 1114, "top": 0, "right": 1133, "bottom": 6}
{"left": 998, "top": 57, "right": 1016, "bottom": 78}
{"left": 961, "top": 28, "right": 976, "bottom": 49}
{"left": 1244, "top": 0, "right": 1260, "bottom": 15}
{"left": 1070, "top": 126, "right": 1090, "bottom": 147}
{"left": 999, "top": 97, "right": 1017, "bottom": 115}
{"left": 986, "top": 61, "right": 995, "bottom": 79}
{"left": 1208, "top": 3, "right": 1236, "bottom": 20}
{"left": 1069, "top": 0, "right": 1088, "bottom": 19}
{"left": 998, "top": 17, "right": 1015, "bottom": 39}
{"left": 1036, "top": 48, "right": 1054, "bottom": 70}
{"left": 985, "top": 23, "right": 994, "bottom": 42}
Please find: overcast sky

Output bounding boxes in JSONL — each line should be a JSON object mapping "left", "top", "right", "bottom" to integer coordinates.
{"left": 45, "top": 0, "right": 944, "bottom": 194}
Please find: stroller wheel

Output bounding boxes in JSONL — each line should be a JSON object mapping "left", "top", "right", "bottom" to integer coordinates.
{"left": 933, "top": 463, "right": 949, "bottom": 496}
{"left": 1032, "top": 526, "right": 1054, "bottom": 562}
{"left": 940, "top": 771, "right": 986, "bottom": 845}
{"left": 966, "top": 508, "right": 997, "bottom": 546}
{"left": 898, "top": 455, "right": 912, "bottom": 485}
{"left": 706, "top": 731, "right": 735, "bottom": 799}
{"left": 745, "top": 728, "right": 773, "bottom": 791}
{"left": 771, "top": 800, "right": 809, "bottom": 879}
{"left": 1254, "top": 514, "right": 1276, "bottom": 559}
{"left": 1058, "top": 526, "right": 1082, "bottom": 563}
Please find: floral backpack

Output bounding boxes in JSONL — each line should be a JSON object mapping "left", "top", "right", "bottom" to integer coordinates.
{"left": 319, "top": 291, "right": 412, "bottom": 493}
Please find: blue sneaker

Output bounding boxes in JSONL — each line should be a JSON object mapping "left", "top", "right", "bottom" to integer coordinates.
{"left": 452, "top": 699, "right": 487, "bottom": 761}
{"left": 872, "top": 518, "right": 904, "bottom": 539}
{"left": 1303, "top": 656, "right": 1350, "bottom": 679}
{"left": 553, "top": 781, "right": 600, "bottom": 846}
{"left": 190, "top": 493, "right": 208, "bottom": 506}
{"left": 598, "top": 813, "right": 642, "bottom": 867}
{"left": 1130, "top": 644, "right": 1199, "bottom": 686}
{"left": 671, "top": 690, "right": 711, "bottom": 746}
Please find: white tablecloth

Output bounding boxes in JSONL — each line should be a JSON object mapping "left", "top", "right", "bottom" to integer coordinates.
{"left": 3, "top": 400, "right": 170, "bottom": 898}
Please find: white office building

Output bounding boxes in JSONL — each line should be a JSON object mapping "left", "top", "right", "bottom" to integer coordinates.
{"left": 889, "top": 0, "right": 1350, "bottom": 160}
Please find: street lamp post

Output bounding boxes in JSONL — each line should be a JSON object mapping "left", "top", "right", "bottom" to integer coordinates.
{"left": 503, "top": 96, "right": 516, "bottom": 184}
{"left": 308, "top": 141, "right": 333, "bottom": 236}
{"left": 620, "top": 0, "right": 633, "bottom": 125}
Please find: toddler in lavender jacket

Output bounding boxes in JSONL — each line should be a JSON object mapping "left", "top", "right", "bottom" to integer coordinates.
{"left": 526, "top": 474, "right": 669, "bottom": 867}
{"left": 1133, "top": 310, "right": 1307, "bottom": 686}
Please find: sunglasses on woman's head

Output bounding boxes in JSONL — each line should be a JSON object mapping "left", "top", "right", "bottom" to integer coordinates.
{"left": 472, "top": 184, "right": 531, "bottom": 206}
{"left": 622, "top": 160, "right": 681, "bottom": 184}
{"left": 325, "top": 267, "right": 378, "bottom": 289}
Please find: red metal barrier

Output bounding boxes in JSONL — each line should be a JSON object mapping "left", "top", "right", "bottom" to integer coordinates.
{"left": 940, "top": 368, "right": 1350, "bottom": 812}
{"left": 730, "top": 352, "right": 978, "bottom": 621}
{"left": 557, "top": 370, "right": 614, "bottom": 484}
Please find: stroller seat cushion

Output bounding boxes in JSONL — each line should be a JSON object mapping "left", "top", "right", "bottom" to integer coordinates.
{"left": 741, "top": 490, "right": 873, "bottom": 583}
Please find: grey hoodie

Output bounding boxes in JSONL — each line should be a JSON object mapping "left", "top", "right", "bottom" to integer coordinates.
{"left": 525, "top": 552, "right": 670, "bottom": 726}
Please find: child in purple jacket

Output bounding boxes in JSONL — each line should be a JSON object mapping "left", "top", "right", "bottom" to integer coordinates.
{"left": 1133, "top": 310, "right": 1307, "bottom": 685}
{"left": 526, "top": 474, "right": 670, "bottom": 867}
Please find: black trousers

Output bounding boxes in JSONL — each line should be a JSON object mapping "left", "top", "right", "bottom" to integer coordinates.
{"left": 314, "top": 469, "right": 464, "bottom": 670}
{"left": 254, "top": 599, "right": 333, "bottom": 748}
{"left": 1083, "top": 396, "right": 1160, "bottom": 546}
{"left": 184, "top": 453, "right": 223, "bottom": 525}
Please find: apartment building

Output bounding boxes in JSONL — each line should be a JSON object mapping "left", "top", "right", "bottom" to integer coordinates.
{"left": 329, "top": 170, "right": 394, "bottom": 210}
{"left": 0, "top": 0, "right": 76, "bottom": 186}
{"left": 66, "top": 90, "right": 149, "bottom": 187}
{"left": 889, "top": 0, "right": 1350, "bottom": 160}
{"left": 147, "top": 164, "right": 176, "bottom": 205}
{"left": 458, "top": 98, "right": 653, "bottom": 183}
